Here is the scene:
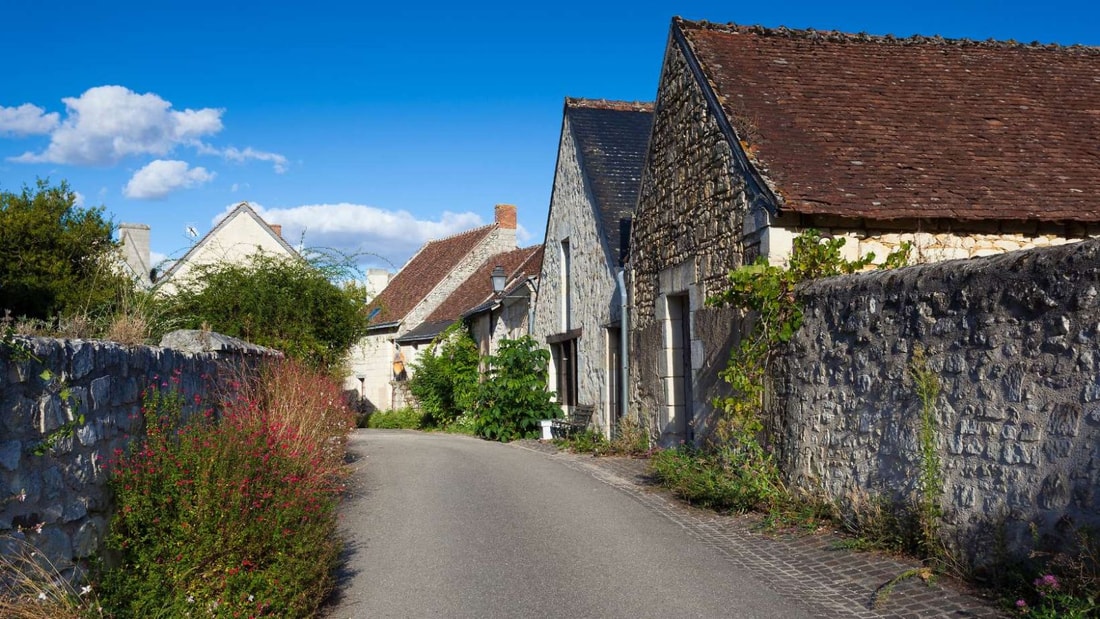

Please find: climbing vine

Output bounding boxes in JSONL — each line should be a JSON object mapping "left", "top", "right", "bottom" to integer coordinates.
{"left": 703, "top": 231, "right": 911, "bottom": 498}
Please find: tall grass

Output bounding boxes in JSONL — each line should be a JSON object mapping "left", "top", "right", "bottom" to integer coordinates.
{"left": 0, "top": 536, "right": 102, "bottom": 618}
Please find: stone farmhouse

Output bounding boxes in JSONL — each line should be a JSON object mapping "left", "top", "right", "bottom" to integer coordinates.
{"left": 346, "top": 205, "right": 518, "bottom": 410}
{"left": 531, "top": 98, "right": 653, "bottom": 437}
{"left": 148, "top": 202, "right": 300, "bottom": 295}
{"left": 628, "top": 18, "right": 1100, "bottom": 444}
{"left": 426, "top": 245, "right": 543, "bottom": 358}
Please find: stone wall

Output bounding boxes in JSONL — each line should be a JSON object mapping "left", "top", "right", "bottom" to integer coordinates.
{"left": 0, "top": 335, "right": 271, "bottom": 575}
{"left": 761, "top": 214, "right": 1096, "bottom": 266}
{"left": 628, "top": 35, "right": 750, "bottom": 444}
{"left": 532, "top": 114, "right": 623, "bottom": 435}
{"left": 775, "top": 239, "right": 1100, "bottom": 566}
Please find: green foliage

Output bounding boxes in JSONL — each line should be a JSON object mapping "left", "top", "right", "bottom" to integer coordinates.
{"left": 555, "top": 430, "right": 608, "bottom": 454}
{"left": 472, "top": 336, "right": 560, "bottom": 442}
{"left": 910, "top": 346, "right": 944, "bottom": 560}
{"left": 101, "top": 376, "right": 346, "bottom": 618}
{"left": 407, "top": 323, "right": 480, "bottom": 428}
{"left": 163, "top": 251, "right": 370, "bottom": 372}
{"left": 366, "top": 407, "right": 424, "bottom": 429}
{"left": 0, "top": 179, "right": 133, "bottom": 321}
{"left": 708, "top": 231, "right": 876, "bottom": 440}
{"left": 557, "top": 417, "right": 652, "bottom": 456}
{"left": 651, "top": 444, "right": 786, "bottom": 513}
{"left": 1017, "top": 573, "right": 1099, "bottom": 618}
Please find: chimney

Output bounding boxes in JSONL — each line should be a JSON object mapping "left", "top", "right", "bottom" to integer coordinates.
{"left": 269, "top": 224, "right": 283, "bottom": 238}
{"left": 494, "top": 204, "right": 517, "bottom": 230}
{"left": 118, "top": 223, "right": 151, "bottom": 286}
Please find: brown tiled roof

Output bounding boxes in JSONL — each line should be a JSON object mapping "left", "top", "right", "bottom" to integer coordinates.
{"left": 677, "top": 19, "right": 1100, "bottom": 222}
{"left": 369, "top": 225, "right": 494, "bottom": 323}
{"left": 425, "top": 245, "right": 544, "bottom": 323}
{"left": 565, "top": 98, "right": 654, "bottom": 113}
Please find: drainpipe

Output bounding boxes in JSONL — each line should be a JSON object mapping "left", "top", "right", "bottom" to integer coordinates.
{"left": 525, "top": 278, "right": 536, "bottom": 336}
{"left": 616, "top": 269, "right": 629, "bottom": 425}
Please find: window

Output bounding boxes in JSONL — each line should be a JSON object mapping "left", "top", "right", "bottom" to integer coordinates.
{"left": 560, "top": 239, "right": 571, "bottom": 331}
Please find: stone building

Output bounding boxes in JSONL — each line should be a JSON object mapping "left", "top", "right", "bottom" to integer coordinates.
{"left": 346, "top": 205, "right": 518, "bottom": 410}
{"left": 629, "top": 18, "right": 1100, "bottom": 445}
{"left": 404, "top": 245, "right": 542, "bottom": 358}
{"left": 152, "top": 202, "right": 299, "bottom": 295}
{"left": 530, "top": 98, "right": 653, "bottom": 437}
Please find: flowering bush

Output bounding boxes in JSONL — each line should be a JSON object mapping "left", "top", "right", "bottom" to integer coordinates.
{"left": 99, "top": 363, "right": 351, "bottom": 617}
{"left": 1016, "top": 573, "right": 1098, "bottom": 618}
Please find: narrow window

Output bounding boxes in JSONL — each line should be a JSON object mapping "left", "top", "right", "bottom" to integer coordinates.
{"left": 560, "top": 239, "right": 571, "bottom": 331}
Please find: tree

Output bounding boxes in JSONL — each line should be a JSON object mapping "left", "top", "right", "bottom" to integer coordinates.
{"left": 407, "top": 323, "right": 480, "bottom": 428}
{"left": 473, "top": 336, "right": 560, "bottom": 442}
{"left": 0, "top": 179, "right": 131, "bottom": 320}
{"left": 163, "top": 252, "right": 371, "bottom": 372}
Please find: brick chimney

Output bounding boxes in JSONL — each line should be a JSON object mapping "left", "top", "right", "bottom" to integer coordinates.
{"left": 494, "top": 204, "right": 517, "bottom": 230}
{"left": 269, "top": 224, "right": 283, "bottom": 238}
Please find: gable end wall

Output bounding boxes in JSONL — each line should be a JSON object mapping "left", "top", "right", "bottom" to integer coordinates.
{"left": 532, "top": 116, "right": 621, "bottom": 435}
{"left": 629, "top": 35, "right": 749, "bottom": 444}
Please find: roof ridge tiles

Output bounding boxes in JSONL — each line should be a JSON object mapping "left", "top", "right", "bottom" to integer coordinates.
{"left": 423, "top": 222, "right": 495, "bottom": 246}
{"left": 565, "top": 97, "right": 655, "bottom": 112}
{"left": 675, "top": 16, "right": 1100, "bottom": 53}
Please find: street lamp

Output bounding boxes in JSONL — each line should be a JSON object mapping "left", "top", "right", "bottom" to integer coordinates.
{"left": 491, "top": 265, "right": 507, "bottom": 295}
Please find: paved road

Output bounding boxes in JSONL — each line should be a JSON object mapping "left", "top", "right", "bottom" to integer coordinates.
{"left": 323, "top": 430, "right": 816, "bottom": 618}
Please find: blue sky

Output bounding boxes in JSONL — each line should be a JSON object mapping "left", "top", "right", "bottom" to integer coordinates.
{"left": 1, "top": 1, "right": 1096, "bottom": 273}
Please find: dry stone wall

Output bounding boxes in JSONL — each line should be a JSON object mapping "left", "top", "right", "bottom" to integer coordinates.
{"left": 0, "top": 334, "right": 272, "bottom": 575}
{"left": 775, "top": 239, "right": 1100, "bottom": 566}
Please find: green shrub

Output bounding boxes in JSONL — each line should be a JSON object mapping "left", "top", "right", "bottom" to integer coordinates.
{"left": 651, "top": 444, "right": 785, "bottom": 513}
{"left": 407, "top": 323, "right": 479, "bottom": 427}
{"left": 472, "top": 336, "right": 559, "bottom": 442}
{"left": 366, "top": 407, "right": 424, "bottom": 429}
{"left": 101, "top": 372, "right": 346, "bottom": 618}
{"left": 555, "top": 430, "right": 608, "bottom": 454}
{"left": 443, "top": 412, "right": 478, "bottom": 435}
{"left": 163, "top": 252, "right": 371, "bottom": 372}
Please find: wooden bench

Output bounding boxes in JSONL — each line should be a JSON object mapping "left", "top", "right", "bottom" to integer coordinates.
{"left": 551, "top": 405, "right": 593, "bottom": 439}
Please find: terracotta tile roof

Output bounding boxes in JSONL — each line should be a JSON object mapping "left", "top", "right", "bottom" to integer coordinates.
{"left": 369, "top": 225, "right": 494, "bottom": 323}
{"left": 425, "top": 245, "right": 544, "bottom": 323}
{"left": 677, "top": 19, "right": 1100, "bottom": 222}
{"left": 565, "top": 99, "right": 653, "bottom": 264}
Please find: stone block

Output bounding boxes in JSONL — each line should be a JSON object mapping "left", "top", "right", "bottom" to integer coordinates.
{"left": 90, "top": 375, "right": 111, "bottom": 411}
{"left": 72, "top": 517, "right": 104, "bottom": 559}
{"left": 67, "top": 341, "right": 94, "bottom": 380}
{"left": 0, "top": 441, "right": 21, "bottom": 471}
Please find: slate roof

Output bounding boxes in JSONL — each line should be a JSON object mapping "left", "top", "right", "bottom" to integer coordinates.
{"left": 395, "top": 319, "right": 455, "bottom": 344}
{"left": 676, "top": 19, "right": 1100, "bottom": 222}
{"left": 426, "top": 245, "right": 544, "bottom": 323}
{"left": 566, "top": 99, "right": 653, "bottom": 263}
{"left": 369, "top": 225, "right": 494, "bottom": 323}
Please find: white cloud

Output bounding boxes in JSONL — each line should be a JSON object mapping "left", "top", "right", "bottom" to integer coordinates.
{"left": 0, "top": 103, "right": 59, "bottom": 136}
{"left": 213, "top": 202, "right": 485, "bottom": 268}
{"left": 11, "top": 85, "right": 223, "bottom": 165}
{"left": 230, "top": 182, "right": 250, "bottom": 193}
{"left": 196, "top": 143, "right": 288, "bottom": 174}
{"left": 124, "top": 159, "right": 215, "bottom": 199}
{"left": 72, "top": 191, "right": 86, "bottom": 208}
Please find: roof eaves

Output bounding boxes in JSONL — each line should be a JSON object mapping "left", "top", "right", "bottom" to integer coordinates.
{"left": 671, "top": 18, "right": 783, "bottom": 216}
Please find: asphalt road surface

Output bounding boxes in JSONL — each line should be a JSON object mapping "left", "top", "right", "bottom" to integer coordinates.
{"left": 323, "top": 430, "right": 816, "bottom": 618}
